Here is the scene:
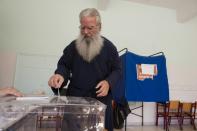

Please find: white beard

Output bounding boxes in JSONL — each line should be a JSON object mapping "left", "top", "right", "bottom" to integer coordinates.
{"left": 75, "top": 34, "right": 104, "bottom": 62}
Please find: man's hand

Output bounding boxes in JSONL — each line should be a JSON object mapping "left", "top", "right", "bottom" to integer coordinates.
{"left": 95, "top": 80, "right": 110, "bottom": 97}
{"left": 48, "top": 74, "right": 64, "bottom": 88}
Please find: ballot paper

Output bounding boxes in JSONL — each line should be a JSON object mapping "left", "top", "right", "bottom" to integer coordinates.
{"left": 16, "top": 96, "right": 49, "bottom": 101}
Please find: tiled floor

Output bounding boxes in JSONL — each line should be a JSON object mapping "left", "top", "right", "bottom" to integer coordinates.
{"left": 114, "top": 125, "right": 196, "bottom": 131}
{"left": 37, "top": 125, "right": 196, "bottom": 131}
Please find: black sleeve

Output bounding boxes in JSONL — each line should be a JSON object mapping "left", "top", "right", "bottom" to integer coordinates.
{"left": 51, "top": 41, "right": 75, "bottom": 95}
{"left": 105, "top": 40, "right": 122, "bottom": 89}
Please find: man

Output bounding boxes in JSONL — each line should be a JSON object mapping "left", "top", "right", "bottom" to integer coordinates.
{"left": 0, "top": 87, "right": 23, "bottom": 97}
{"left": 48, "top": 8, "right": 121, "bottom": 131}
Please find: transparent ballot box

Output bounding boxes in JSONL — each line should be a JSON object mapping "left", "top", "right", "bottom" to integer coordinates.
{"left": 0, "top": 96, "right": 106, "bottom": 131}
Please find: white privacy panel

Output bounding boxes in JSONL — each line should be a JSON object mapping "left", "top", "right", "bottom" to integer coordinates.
{"left": 14, "top": 53, "right": 59, "bottom": 95}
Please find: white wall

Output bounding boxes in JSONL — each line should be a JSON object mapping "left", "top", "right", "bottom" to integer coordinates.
{"left": 0, "top": 0, "right": 197, "bottom": 125}
{"left": 0, "top": 52, "right": 16, "bottom": 87}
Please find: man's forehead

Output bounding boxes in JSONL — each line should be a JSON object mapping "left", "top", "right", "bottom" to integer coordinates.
{"left": 80, "top": 16, "right": 97, "bottom": 24}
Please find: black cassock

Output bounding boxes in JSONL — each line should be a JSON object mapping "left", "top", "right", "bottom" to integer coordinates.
{"left": 52, "top": 37, "right": 121, "bottom": 131}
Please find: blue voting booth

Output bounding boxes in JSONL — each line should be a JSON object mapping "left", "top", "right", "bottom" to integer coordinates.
{"left": 124, "top": 51, "right": 169, "bottom": 102}
{"left": 112, "top": 49, "right": 169, "bottom": 130}
{"left": 112, "top": 50, "right": 169, "bottom": 102}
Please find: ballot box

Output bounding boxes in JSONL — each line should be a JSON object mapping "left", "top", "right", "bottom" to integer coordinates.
{"left": 0, "top": 96, "right": 38, "bottom": 131}
{"left": 0, "top": 96, "right": 106, "bottom": 131}
{"left": 0, "top": 100, "right": 37, "bottom": 131}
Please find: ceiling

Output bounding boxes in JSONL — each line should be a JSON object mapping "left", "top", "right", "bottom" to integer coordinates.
{"left": 97, "top": 0, "right": 197, "bottom": 23}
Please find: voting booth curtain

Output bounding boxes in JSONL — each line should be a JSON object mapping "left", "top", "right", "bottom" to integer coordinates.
{"left": 112, "top": 51, "right": 169, "bottom": 103}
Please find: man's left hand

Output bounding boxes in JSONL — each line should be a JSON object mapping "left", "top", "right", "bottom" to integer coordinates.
{"left": 95, "top": 80, "right": 110, "bottom": 97}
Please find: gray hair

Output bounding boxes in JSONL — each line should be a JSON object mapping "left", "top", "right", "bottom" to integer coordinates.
{"left": 79, "top": 8, "right": 101, "bottom": 25}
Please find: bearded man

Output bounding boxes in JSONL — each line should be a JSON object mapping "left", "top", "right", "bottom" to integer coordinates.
{"left": 48, "top": 8, "right": 121, "bottom": 131}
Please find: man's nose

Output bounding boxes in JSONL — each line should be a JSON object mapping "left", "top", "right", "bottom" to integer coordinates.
{"left": 84, "top": 28, "right": 89, "bottom": 34}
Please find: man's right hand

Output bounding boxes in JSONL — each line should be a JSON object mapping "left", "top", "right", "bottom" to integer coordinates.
{"left": 48, "top": 74, "right": 64, "bottom": 88}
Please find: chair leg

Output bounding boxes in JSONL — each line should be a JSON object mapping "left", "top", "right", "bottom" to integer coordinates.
{"left": 179, "top": 116, "right": 183, "bottom": 130}
{"left": 166, "top": 117, "right": 169, "bottom": 131}
{"left": 156, "top": 103, "right": 158, "bottom": 126}
{"left": 191, "top": 117, "right": 196, "bottom": 130}
{"left": 56, "top": 117, "right": 59, "bottom": 131}
{"left": 164, "top": 115, "right": 166, "bottom": 129}
{"left": 168, "top": 117, "right": 171, "bottom": 125}
{"left": 194, "top": 115, "right": 197, "bottom": 130}
{"left": 193, "top": 123, "right": 196, "bottom": 130}
{"left": 156, "top": 115, "right": 158, "bottom": 126}
{"left": 193, "top": 121, "right": 196, "bottom": 130}
{"left": 166, "top": 121, "right": 169, "bottom": 131}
